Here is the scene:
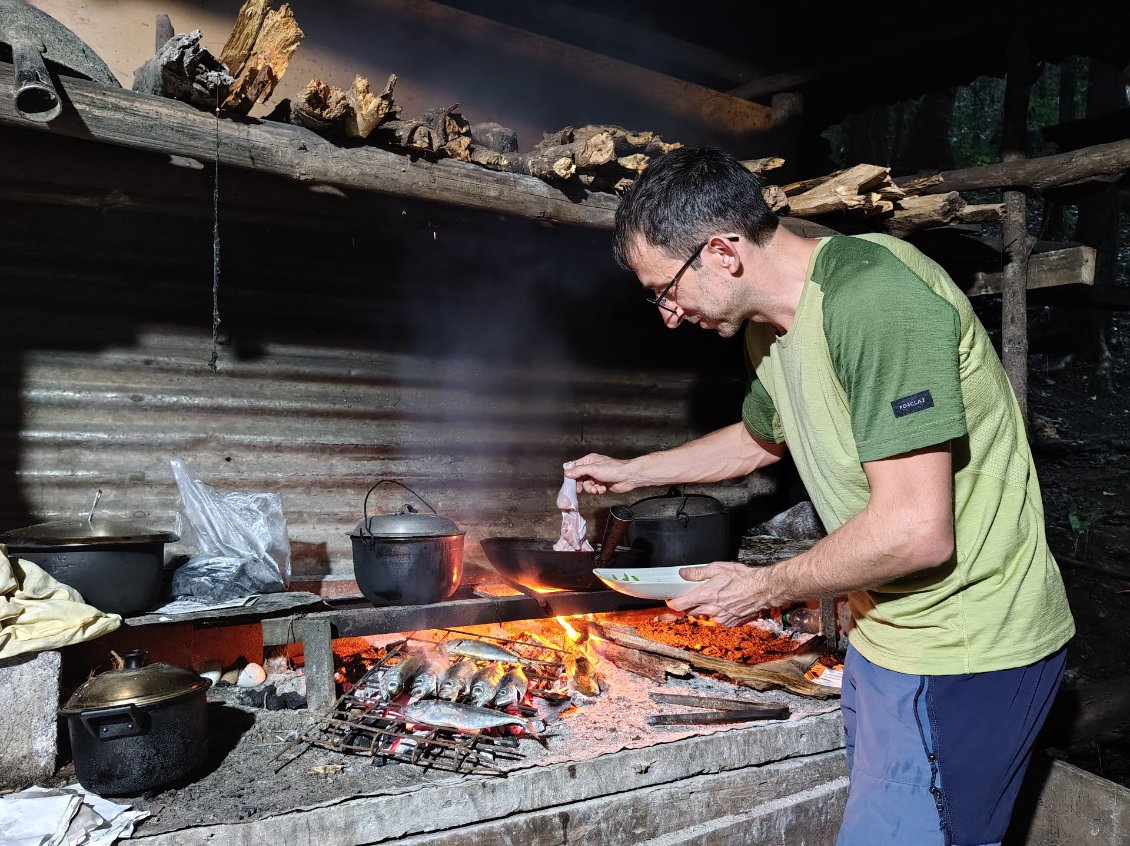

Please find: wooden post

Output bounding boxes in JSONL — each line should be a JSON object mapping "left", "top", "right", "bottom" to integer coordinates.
{"left": 1000, "top": 5, "right": 1036, "bottom": 424}
{"left": 292, "top": 616, "right": 335, "bottom": 711}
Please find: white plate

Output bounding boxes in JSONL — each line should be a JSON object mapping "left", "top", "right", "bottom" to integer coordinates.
{"left": 593, "top": 566, "right": 696, "bottom": 600}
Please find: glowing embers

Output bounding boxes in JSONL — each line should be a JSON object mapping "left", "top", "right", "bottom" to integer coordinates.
{"left": 300, "top": 629, "right": 573, "bottom": 775}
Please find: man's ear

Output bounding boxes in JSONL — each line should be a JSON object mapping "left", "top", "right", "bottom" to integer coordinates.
{"left": 710, "top": 236, "right": 742, "bottom": 275}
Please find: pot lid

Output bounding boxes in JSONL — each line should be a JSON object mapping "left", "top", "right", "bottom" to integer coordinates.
{"left": 630, "top": 489, "right": 726, "bottom": 520}
{"left": 350, "top": 512, "right": 465, "bottom": 539}
{"left": 60, "top": 650, "right": 208, "bottom": 713}
{"left": 0, "top": 517, "right": 179, "bottom": 547}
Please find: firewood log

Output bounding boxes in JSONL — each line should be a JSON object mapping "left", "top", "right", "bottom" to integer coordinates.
{"left": 219, "top": 0, "right": 303, "bottom": 116}
{"left": 884, "top": 192, "right": 967, "bottom": 237}
{"left": 470, "top": 122, "right": 519, "bottom": 153}
{"left": 741, "top": 156, "right": 786, "bottom": 177}
{"left": 787, "top": 163, "right": 893, "bottom": 218}
{"left": 131, "top": 30, "right": 232, "bottom": 110}
{"left": 344, "top": 74, "right": 397, "bottom": 140}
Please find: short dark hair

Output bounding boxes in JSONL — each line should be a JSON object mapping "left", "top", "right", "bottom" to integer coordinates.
{"left": 612, "top": 146, "right": 779, "bottom": 271}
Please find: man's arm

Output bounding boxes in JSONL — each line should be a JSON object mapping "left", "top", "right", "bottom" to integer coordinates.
{"left": 670, "top": 442, "right": 955, "bottom": 626}
{"left": 564, "top": 422, "right": 785, "bottom": 495}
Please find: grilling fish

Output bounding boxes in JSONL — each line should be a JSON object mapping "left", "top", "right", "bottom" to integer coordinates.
{"left": 443, "top": 639, "right": 520, "bottom": 663}
{"left": 404, "top": 700, "right": 542, "bottom": 738}
{"left": 468, "top": 662, "right": 507, "bottom": 707}
{"left": 493, "top": 666, "right": 529, "bottom": 708}
{"left": 407, "top": 652, "right": 450, "bottom": 703}
{"left": 379, "top": 652, "right": 424, "bottom": 701}
{"left": 438, "top": 658, "right": 477, "bottom": 701}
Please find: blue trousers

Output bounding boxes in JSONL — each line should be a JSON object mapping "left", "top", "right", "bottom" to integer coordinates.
{"left": 836, "top": 644, "right": 1066, "bottom": 846}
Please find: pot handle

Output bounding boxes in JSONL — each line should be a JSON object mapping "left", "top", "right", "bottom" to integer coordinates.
{"left": 79, "top": 704, "right": 149, "bottom": 741}
{"left": 360, "top": 480, "right": 439, "bottom": 541}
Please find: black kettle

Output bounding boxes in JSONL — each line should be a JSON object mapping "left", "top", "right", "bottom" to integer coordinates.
{"left": 626, "top": 488, "right": 731, "bottom": 567}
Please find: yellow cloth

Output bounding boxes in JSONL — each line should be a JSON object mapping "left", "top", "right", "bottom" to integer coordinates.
{"left": 0, "top": 547, "right": 121, "bottom": 659}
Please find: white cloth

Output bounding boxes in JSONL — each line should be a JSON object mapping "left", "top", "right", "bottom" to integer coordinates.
{"left": 552, "top": 476, "right": 593, "bottom": 552}
{"left": 0, "top": 785, "right": 148, "bottom": 846}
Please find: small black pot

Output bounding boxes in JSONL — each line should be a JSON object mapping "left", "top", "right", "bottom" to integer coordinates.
{"left": 627, "top": 488, "right": 732, "bottom": 567}
{"left": 59, "top": 650, "right": 210, "bottom": 797}
{"left": 0, "top": 517, "right": 177, "bottom": 615}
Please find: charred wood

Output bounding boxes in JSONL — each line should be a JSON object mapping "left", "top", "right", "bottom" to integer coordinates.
{"left": 470, "top": 121, "right": 519, "bottom": 153}
{"left": 590, "top": 638, "right": 691, "bottom": 683}
{"left": 218, "top": 0, "right": 303, "bottom": 116}
{"left": 155, "top": 14, "right": 174, "bottom": 51}
{"left": 131, "top": 30, "right": 232, "bottom": 110}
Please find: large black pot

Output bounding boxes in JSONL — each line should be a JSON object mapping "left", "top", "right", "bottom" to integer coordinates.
{"left": 626, "top": 488, "right": 731, "bottom": 567}
{"left": 349, "top": 481, "right": 465, "bottom": 606}
{"left": 0, "top": 512, "right": 178, "bottom": 615}
{"left": 59, "top": 650, "right": 210, "bottom": 797}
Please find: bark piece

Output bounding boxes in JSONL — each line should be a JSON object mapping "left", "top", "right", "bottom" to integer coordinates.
{"left": 131, "top": 30, "right": 233, "bottom": 109}
{"left": 289, "top": 78, "right": 349, "bottom": 135}
{"left": 421, "top": 103, "right": 470, "bottom": 146}
{"left": 741, "top": 156, "right": 786, "bottom": 176}
{"left": 219, "top": 0, "right": 304, "bottom": 115}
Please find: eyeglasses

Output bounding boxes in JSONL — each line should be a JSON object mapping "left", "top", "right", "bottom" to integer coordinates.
{"left": 646, "top": 236, "right": 739, "bottom": 314}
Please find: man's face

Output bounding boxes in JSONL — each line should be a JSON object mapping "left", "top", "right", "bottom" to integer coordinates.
{"left": 631, "top": 236, "right": 746, "bottom": 338}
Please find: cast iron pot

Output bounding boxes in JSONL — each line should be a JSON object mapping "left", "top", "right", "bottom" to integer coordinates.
{"left": 0, "top": 497, "right": 178, "bottom": 615}
{"left": 626, "top": 488, "right": 731, "bottom": 567}
{"left": 59, "top": 649, "right": 210, "bottom": 797}
{"left": 349, "top": 480, "right": 465, "bottom": 606}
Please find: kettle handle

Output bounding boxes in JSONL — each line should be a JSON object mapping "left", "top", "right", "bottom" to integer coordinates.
{"left": 361, "top": 480, "right": 439, "bottom": 541}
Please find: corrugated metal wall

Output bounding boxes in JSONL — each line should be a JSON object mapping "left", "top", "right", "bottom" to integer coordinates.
{"left": 1, "top": 152, "right": 780, "bottom": 588}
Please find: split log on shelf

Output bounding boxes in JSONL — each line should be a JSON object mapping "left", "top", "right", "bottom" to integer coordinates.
{"left": 587, "top": 622, "right": 836, "bottom": 699}
{"left": 345, "top": 74, "right": 397, "bottom": 139}
{"left": 219, "top": 0, "right": 303, "bottom": 116}
{"left": 954, "top": 202, "right": 1004, "bottom": 224}
{"left": 470, "top": 121, "right": 519, "bottom": 153}
{"left": 787, "top": 163, "right": 894, "bottom": 218}
{"left": 884, "top": 191, "right": 967, "bottom": 237}
{"left": 590, "top": 638, "right": 691, "bottom": 684}
{"left": 131, "top": 30, "right": 232, "bottom": 109}
{"left": 421, "top": 103, "right": 471, "bottom": 147}
{"left": 741, "top": 156, "right": 786, "bottom": 176}
{"left": 967, "top": 245, "right": 1096, "bottom": 296}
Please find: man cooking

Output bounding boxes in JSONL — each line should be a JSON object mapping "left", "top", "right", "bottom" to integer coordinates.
{"left": 564, "top": 147, "right": 1074, "bottom": 846}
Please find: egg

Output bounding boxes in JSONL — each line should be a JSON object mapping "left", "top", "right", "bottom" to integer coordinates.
{"left": 199, "top": 659, "right": 222, "bottom": 685}
{"left": 237, "top": 662, "right": 267, "bottom": 687}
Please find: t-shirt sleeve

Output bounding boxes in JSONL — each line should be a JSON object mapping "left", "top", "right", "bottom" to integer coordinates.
{"left": 742, "top": 377, "right": 780, "bottom": 443}
{"left": 823, "top": 254, "right": 968, "bottom": 462}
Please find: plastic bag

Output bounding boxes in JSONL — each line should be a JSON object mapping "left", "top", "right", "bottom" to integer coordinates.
{"left": 169, "top": 458, "right": 291, "bottom": 601}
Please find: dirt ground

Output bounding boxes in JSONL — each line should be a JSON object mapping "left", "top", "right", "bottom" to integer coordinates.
{"left": 1024, "top": 305, "right": 1130, "bottom": 788}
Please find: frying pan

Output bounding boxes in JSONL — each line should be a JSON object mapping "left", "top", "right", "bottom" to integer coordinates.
{"left": 480, "top": 538, "right": 648, "bottom": 592}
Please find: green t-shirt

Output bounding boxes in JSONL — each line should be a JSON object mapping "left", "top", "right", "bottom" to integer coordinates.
{"left": 742, "top": 234, "right": 1074, "bottom": 675}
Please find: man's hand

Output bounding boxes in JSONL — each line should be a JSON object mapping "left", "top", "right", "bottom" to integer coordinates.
{"left": 563, "top": 454, "right": 636, "bottom": 495}
{"left": 668, "top": 562, "right": 776, "bottom": 627}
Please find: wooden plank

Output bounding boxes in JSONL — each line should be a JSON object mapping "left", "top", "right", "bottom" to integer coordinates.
{"left": 260, "top": 591, "right": 662, "bottom": 645}
{"left": 967, "top": 246, "right": 1096, "bottom": 297}
{"left": 0, "top": 61, "right": 619, "bottom": 230}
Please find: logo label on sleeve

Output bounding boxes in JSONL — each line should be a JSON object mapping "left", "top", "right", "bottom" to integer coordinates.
{"left": 891, "top": 390, "right": 934, "bottom": 418}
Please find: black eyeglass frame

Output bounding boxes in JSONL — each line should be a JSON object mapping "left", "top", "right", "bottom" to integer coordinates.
{"left": 646, "top": 236, "right": 740, "bottom": 314}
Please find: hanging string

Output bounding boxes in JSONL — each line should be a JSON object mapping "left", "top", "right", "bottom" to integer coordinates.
{"left": 209, "top": 88, "right": 222, "bottom": 371}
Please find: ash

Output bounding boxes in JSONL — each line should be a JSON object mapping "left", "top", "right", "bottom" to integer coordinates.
{"left": 125, "top": 619, "right": 839, "bottom": 836}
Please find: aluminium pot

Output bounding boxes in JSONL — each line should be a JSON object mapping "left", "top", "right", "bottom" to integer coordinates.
{"left": 349, "top": 480, "right": 465, "bottom": 606}
{"left": 59, "top": 649, "right": 210, "bottom": 797}
{"left": 0, "top": 510, "right": 178, "bottom": 615}
{"left": 626, "top": 487, "right": 731, "bottom": 568}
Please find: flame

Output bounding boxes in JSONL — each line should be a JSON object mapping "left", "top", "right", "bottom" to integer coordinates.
{"left": 555, "top": 616, "right": 583, "bottom": 642}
